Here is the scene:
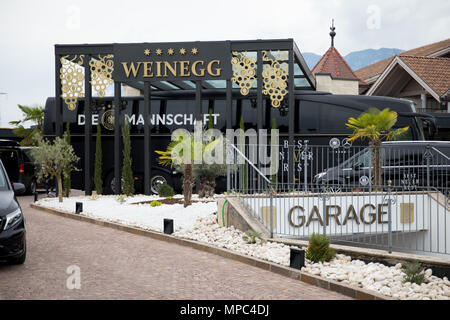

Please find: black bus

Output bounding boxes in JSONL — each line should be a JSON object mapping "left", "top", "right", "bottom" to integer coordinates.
{"left": 43, "top": 89, "right": 432, "bottom": 194}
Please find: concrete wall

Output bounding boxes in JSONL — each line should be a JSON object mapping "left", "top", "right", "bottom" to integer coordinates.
{"left": 315, "top": 74, "right": 359, "bottom": 95}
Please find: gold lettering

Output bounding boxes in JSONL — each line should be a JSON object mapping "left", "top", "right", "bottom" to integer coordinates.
{"left": 179, "top": 61, "right": 190, "bottom": 77}
{"left": 191, "top": 60, "right": 205, "bottom": 76}
{"left": 121, "top": 62, "right": 142, "bottom": 78}
{"left": 288, "top": 206, "right": 305, "bottom": 228}
{"left": 377, "top": 204, "right": 389, "bottom": 224}
{"left": 360, "top": 204, "right": 376, "bottom": 224}
{"left": 306, "top": 205, "right": 324, "bottom": 227}
{"left": 326, "top": 205, "right": 341, "bottom": 226}
{"left": 207, "top": 60, "right": 221, "bottom": 76}
{"left": 143, "top": 62, "right": 153, "bottom": 77}
{"left": 164, "top": 61, "right": 177, "bottom": 77}
{"left": 155, "top": 61, "right": 162, "bottom": 77}
{"left": 343, "top": 204, "right": 360, "bottom": 225}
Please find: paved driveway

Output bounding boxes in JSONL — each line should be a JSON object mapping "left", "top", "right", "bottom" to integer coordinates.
{"left": 0, "top": 195, "right": 351, "bottom": 300}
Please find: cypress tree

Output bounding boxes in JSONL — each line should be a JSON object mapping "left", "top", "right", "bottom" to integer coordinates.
{"left": 122, "top": 116, "right": 134, "bottom": 195}
{"left": 63, "top": 122, "right": 71, "bottom": 197}
{"left": 208, "top": 107, "right": 213, "bottom": 130}
{"left": 239, "top": 114, "right": 247, "bottom": 191}
{"left": 94, "top": 123, "right": 103, "bottom": 195}
{"left": 271, "top": 117, "right": 278, "bottom": 187}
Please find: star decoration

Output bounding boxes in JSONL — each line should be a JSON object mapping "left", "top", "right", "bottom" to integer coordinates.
{"left": 179, "top": 48, "right": 186, "bottom": 55}
{"left": 167, "top": 48, "right": 174, "bottom": 55}
{"left": 191, "top": 47, "right": 198, "bottom": 55}
{"left": 144, "top": 48, "right": 150, "bottom": 56}
{"left": 156, "top": 48, "right": 162, "bottom": 55}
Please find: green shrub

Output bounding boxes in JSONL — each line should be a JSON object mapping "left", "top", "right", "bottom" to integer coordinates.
{"left": 402, "top": 262, "right": 426, "bottom": 285}
{"left": 116, "top": 194, "right": 126, "bottom": 204}
{"left": 242, "top": 230, "right": 264, "bottom": 244}
{"left": 121, "top": 117, "right": 134, "bottom": 196}
{"left": 63, "top": 122, "right": 71, "bottom": 197}
{"left": 157, "top": 184, "right": 175, "bottom": 197}
{"left": 306, "top": 233, "right": 336, "bottom": 263}
{"left": 166, "top": 196, "right": 173, "bottom": 200}
{"left": 94, "top": 123, "right": 103, "bottom": 195}
{"left": 150, "top": 200, "right": 162, "bottom": 207}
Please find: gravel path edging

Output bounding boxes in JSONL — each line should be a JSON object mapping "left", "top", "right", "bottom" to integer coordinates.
{"left": 30, "top": 203, "right": 389, "bottom": 300}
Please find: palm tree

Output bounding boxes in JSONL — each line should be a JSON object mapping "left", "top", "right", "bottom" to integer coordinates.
{"left": 9, "top": 105, "right": 44, "bottom": 146}
{"left": 346, "top": 108, "right": 409, "bottom": 188}
{"left": 155, "top": 133, "right": 220, "bottom": 207}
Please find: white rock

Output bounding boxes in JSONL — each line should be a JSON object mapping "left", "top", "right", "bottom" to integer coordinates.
{"left": 373, "top": 273, "right": 386, "bottom": 282}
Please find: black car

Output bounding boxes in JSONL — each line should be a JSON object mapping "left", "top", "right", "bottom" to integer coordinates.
{"left": 0, "top": 139, "right": 40, "bottom": 194}
{"left": 0, "top": 159, "right": 26, "bottom": 264}
{"left": 314, "top": 141, "right": 450, "bottom": 193}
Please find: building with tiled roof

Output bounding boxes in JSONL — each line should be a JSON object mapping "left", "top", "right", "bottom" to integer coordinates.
{"left": 367, "top": 55, "right": 450, "bottom": 113}
{"left": 311, "top": 21, "right": 361, "bottom": 95}
{"left": 356, "top": 38, "right": 450, "bottom": 94}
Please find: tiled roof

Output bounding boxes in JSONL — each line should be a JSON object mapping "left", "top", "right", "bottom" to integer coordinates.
{"left": 355, "top": 38, "right": 450, "bottom": 81}
{"left": 399, "top": 55, "right": 450, "bottom": 96}
{"left": 311, "top": 47, "right": 360, "bottom": 80}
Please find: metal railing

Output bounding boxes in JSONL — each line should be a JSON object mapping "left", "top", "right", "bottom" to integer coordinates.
{"left": 226, "top": 142, "right": 450, "bottom": 257}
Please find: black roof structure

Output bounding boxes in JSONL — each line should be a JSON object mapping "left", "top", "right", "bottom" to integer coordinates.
{"left": 53, "top": 39, "right": 316, "bottom": 195}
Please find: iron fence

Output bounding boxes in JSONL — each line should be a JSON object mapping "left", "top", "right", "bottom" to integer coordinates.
{"left": 226, "top": 142, "right": 450, "bottom": 257}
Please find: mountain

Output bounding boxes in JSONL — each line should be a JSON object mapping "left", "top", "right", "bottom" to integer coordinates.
{"left": 303, "top": 48, "right": 403, "bottom": 71}
{"left": 302, "top": 52, "right": 322, "bottom": 70}
{"left": 344, "top": 48, "right": 403, "bottom": 70}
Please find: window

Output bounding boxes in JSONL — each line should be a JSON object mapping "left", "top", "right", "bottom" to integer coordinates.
{"left": 299, "top": 100, "right": 320, "bottom": 133}
{"left": 266, "top": 99, "right": 289, "bottom": 133}
{"left": 235, "top": 99, "right": 257, "bottom": 130}
{"left": 0, "top": 164, "right": 7, "bottom": 190}
{"left": 158, "top": 99, "right": 208, "bottom": 132}
{"left": 319, "top": 103, "right": 355, "bottom": 134}
{"left": 205, "top": 99, "right": 226, "bottom": 131}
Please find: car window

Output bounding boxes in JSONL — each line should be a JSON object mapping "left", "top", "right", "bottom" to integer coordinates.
{"left": 0, "top": 162, "right": 8, "bottom": 190}
{"left": 384, "top": 148, "right": 422, "bottom": 166}
{"left": 22, "top": 149, "right": 32, "bottom": 162}
{"left": 0, "top": 150, "right": 18, "bottom": 167}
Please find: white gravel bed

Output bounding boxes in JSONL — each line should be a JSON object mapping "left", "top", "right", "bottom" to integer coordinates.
{"left": 36, "top": 194, "right": 217, "bottom": 232}
{"left": 174, "top": 215, "right": 450, "bottom": 300}
{"left": 174, "top": 215, "right": 292, "bottom": 266}
{"left": 302, "top": 255, "right": 450, "bottom": 300}
{"left": 37, "top": 194, "right": 450, "bottom": 300}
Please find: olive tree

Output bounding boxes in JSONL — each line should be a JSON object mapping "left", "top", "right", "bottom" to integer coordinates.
{"left": 31, "top": 133, "right": 80, "bottom": 202}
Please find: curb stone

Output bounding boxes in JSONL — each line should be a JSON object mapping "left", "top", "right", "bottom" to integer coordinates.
{"left": 30, "top": 203, "right": 390, "bottom": 300}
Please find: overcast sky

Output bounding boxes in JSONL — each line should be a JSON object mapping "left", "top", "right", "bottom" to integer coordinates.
{"left": 0, "top": 0, "right": 449, "bottom": 126}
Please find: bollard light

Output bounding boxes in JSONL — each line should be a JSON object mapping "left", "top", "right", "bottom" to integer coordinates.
{"left": 290, "top": 247, "right": 305, "bottom": 270}
{"left": 34, "top": 192, "right": 38, "bottom": 202}
{"left": 163, "top": 219, "right": 174, "bottom": 235}
{"left": 75, "top": 202, "right": 83, "bottom": 214}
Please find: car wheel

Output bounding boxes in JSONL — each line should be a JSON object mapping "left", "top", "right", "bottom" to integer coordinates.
{"left": 150, "top": 172, "right": 172, "bottom": 194}
{"left": 104, "top": 173, "right": 124, "bottom": 195}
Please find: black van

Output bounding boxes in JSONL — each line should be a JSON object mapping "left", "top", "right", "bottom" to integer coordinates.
{"left": 0, "top": 140, "right": 39, "bottom": 194}
{"left": 314, "top": 141, "right": 450, "bottom": 194}
{"left": 42, "top": 90, "right": 433, "bottom": 194}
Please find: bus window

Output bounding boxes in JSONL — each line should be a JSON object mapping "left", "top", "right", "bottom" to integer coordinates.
{"left": 299, "top": 100, "right": 320, "bottom": 133}
{"left": 235, "top": 99, "right": 257, "bottom": 130}
{"left": 206, "top": 99, "right": 226, "bottom": 130}
{"left": 393, "top": 116, "right": 413, "bottom": 140}
{"left": 267, "top": 99, "right": 289, "bottom": 133}
{"left": 319, "top": 103, "right": 355, "bottom": 134}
